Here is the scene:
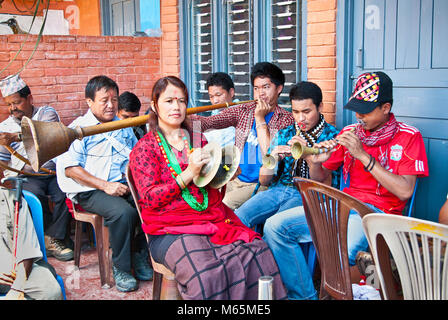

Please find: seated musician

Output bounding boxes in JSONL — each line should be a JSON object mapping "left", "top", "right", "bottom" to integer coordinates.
{"left": 203, "top": 72, "right": 237, "bottom": 148}
{"left": 190, "top": 62, "right": 294, "bottom": 210}
{"left": 270, "top": 71, "right": 427, "bottom": 299}
{"left": 235, "top": 81, "right": 340, "bottom": 228}
{"left": 117, "top": 91, "right": 147, "bottom": 140}
{"left": 0, "top": 187, "right": 63, "bottom": 300}
{"left": 129, "top": 76, "right": 287, "bottom": 300}
{"left": 56, "top": 75, "right": 152, "bottom": 292}
{"left": 0, "top": 74, "right": 73, "bottom": 262}
{"left": 234, "top": 81, "right": 339, "bottom": 300}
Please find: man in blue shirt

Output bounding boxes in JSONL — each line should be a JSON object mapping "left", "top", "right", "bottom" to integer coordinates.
{"left": 56, "top": 76, "right": 152, "bottom": 292}
{"left": 235, "top": 82, "right": 340, "bottom": 299}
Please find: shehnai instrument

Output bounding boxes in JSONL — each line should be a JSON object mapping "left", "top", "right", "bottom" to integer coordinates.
{"left": 20, "top": 99, "right": 254, "bottom": 187}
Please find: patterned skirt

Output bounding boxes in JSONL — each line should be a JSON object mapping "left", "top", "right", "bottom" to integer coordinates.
{"left": 163, "top": 234, "right": 287, "bottom": 300}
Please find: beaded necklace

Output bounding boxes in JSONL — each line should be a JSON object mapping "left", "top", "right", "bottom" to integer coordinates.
{"left": 292, "top": 114, "right": 326, "bottom": 178}
{"left": 155, "top": 131, "right": 208, "bottom": 211}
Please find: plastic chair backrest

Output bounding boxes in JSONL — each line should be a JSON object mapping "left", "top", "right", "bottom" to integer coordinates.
{"left": 294, "top": 177, "right": 372, "bottom": 300}
{"left": 22, "top": 190, "right": 66, "bottom": 300}
{"left": 22, "top": 190, "right": 47, "bottom": 261}
{"left": 362, "top": 214, "right": 448, "bottom": 300}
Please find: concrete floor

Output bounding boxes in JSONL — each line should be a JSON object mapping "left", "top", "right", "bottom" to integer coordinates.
{"left": 48, "top": 236, "right": 154, "bottom": 300}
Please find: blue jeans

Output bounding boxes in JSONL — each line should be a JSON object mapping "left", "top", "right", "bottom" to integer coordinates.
{"left": 263, "top": 203, "right": 383, "bottom": 300}
{"left": 234, "top": 184, "right": 303, "bottom": 228}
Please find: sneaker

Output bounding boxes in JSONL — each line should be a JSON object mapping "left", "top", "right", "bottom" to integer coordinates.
{"left": 355, "top": 251, "right": 374, "bottom": 276}
{"left": 132, "top": 250, "right": 153, "bottom": 281}
{"left": 113, "top": 266, "right": 138, "bottom": 292}
{"left": 45, "top": 235, "right": 74, "bottom": 261}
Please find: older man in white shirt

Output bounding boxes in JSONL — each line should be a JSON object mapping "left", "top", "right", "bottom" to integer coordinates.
{"left": 56, "top": 75, "right": 152, "bottom": 292}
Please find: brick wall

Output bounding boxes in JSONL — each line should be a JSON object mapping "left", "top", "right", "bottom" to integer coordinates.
{"left": 160, "top": 0, "right": 180, "bottom": 77}
{"left": 306, "top": 0, "right": 337, "bottom": 125}
{"left": 0, "top": 34, "right": 161, "bottom": 125}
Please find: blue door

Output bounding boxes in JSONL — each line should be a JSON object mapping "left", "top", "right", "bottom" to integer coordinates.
{"left": 342, "top": 0, "right": 448, "bottom": 222}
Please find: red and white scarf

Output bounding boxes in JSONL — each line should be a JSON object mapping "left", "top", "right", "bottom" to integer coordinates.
{"left": 343, "top": 113, "right": 399, "bottom": 194}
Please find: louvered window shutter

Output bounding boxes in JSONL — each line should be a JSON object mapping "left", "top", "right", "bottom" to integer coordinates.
{"left": 191, "top": 0, "right": 213, "bottom": 105}
{"left": 184, "top": 0, "right": 301, "bottom": 108}
{"left": 271, "top": 0, "right": 299, "bottom": 104}
{"left": 226, "top": 0, "right": 253, "bottom": 101}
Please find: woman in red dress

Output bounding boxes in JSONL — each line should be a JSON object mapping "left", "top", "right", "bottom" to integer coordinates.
{"left": 129, "top": 76, "right": 286, "bottom": 300}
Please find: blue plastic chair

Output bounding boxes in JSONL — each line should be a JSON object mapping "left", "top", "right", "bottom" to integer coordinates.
{"left": 22, "top": 190, "right": 67, "bottom": 300}
{"left": 339, "top": 173, "right": 418, "bottom": 216}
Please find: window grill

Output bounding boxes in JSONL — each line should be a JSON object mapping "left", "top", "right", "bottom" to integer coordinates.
{"left": 186, "top": 0, "right": 300, "bottom": 107}
{"left": 271, "top": 0, "right": 299, "bottom": 104}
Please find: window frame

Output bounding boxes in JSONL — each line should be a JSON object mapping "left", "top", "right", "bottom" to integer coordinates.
{"left": 180, "top": 0, "right": 307, "bottom": 108}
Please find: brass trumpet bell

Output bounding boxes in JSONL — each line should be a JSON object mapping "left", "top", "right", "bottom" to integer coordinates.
{"left": 193, "top": 142, "right": 241, "bottom": 189}
{"left": 261, "top": 142, "right": 329, "bottom": 170}
{"left": 21, "top": 117, "right": 83, "bottom": 172}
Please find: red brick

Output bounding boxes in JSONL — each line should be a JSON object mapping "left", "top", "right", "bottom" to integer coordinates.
{"left": 20, "top": 68, "right": 45, "bottom": 78}
{"left": 307, "top": 10, "right": 337, "bottom": 23}
{"left": 86, "top": 43, "right": 115, "bottom": 51}
{"left": 307, "top": 0, "right": 337, "bottom": 12}
{"left": 307, "top": 45, "right": 336, "bottom": 57}
{"left": 45, "top": 36, "right": 77, "bottom": 43}
{"left": 23, "top": 77, "right": 57, "bottom": 86}
{"left": 307, "top": 34, "right": 336, "bottom": 46}
{"left": 307, "top": 22, "right": 336, "bottom": 35}
{"left": 45, "top": 52, "right": 78, "bottom": 60}
{"left": 77, "top": 67, "right": 107, "bottom": 76}
{"left": 308, "top": 68, "right": 337, "bottom": 80}
{"left": 78, "top": 51, "right": 108, "bottom": 59}
{"left": 56, "top": 75, "right": 89, "bottom": 85}
{"left": 54, "top": 43, "right": 86, "bottom": 51}
{"left": 45, "top": 68, "right": 77, "bottom": 77}
{"left": 58, "top": 92, "right": 85, "bottom": 102}
{"left": 308, "top": 57, "right": 336, "bottom": 68}
{"left": 113, "top": 43, "right": 142, "bottom": 51}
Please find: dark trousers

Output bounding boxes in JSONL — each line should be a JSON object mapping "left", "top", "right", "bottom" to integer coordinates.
{"left": 75, "top": 189, "right": 146, "bottom": 272}
{"left": 22, "top": 175, "right": 71, "bottom": 240}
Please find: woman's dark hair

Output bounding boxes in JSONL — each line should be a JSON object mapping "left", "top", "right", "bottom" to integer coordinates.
{"left": 147, "top": 76, "right": 191, "bottom": 135}
{"left": 289, "top": 81, "right": 323, "bottom": 108}
{"left": 85, "top": 75, "right": 119, "bottom": 101}
{"left": 250, "top": 62, "right": 285, "bottom": 87}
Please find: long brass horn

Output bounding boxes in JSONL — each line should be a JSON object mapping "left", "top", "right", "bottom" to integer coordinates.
{"left": 261, "top": 143, "right": 330, "bottom": 170}
{"left": 193, "top": 142, "right": 241, "bottom": 189}
{"left": 21, "top": 100, "right": 255, "bottom": 172}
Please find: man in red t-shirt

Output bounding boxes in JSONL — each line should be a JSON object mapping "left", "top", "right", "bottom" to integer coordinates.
{"left": 308, "top": 71, "right": 429, "bottom": 266}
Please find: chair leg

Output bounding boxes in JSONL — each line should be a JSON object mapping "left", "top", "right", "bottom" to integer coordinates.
{"left": 102, "top": 225, "right": 114, "bottom": 288}
{"left": 92, "top": 216, "right": 113, "bottom": 289}
{"left": 74, "top": 220, "right": 83, "bottom": 268}
{"left": 160, "top": 274, "right": 181, "bottom": 300}
{"left": 152, "top": 271, "right": 163, "bottom": 300}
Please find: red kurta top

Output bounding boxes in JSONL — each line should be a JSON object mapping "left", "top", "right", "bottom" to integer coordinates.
{"left": 129, "top": 131, "right": 260, "bottom": 245}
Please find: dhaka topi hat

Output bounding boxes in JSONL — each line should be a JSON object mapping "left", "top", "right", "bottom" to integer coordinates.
{"left": 0, "top": 74, "right": 27, "bottom": 98}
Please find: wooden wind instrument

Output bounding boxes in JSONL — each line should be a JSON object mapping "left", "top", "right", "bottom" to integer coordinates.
{"left": 21, "top": 99, "right": 256, "bottom": 172}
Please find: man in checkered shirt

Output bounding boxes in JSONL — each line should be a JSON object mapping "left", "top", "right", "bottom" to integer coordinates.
{"left": 190, "top": 62, "right": 294, "bottom": 210}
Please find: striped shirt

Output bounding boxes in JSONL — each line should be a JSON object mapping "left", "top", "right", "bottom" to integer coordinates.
{"left": 190, "top": 101, "right": 294, "bottom": 152}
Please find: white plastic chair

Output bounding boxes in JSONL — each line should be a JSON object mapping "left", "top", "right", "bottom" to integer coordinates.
{"left": 362, "top": 214, "right": 448, "bottom": 300}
